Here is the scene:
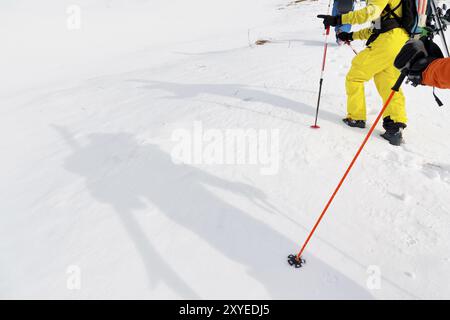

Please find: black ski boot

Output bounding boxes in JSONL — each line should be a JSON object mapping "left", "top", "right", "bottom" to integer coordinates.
{"left": 380, "top": 129, "right": 404, "bottom": 146}
{"left": 381, "top": 116, "right": 406, "bottom": 146}
{"left": 343, "top": 118, "right": 366, "bottom": 128}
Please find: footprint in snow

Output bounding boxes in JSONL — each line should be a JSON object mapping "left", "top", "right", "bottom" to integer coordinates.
{"left": 405, "top": 235, "right": 418, "bottom": 247}
{"left": 381, "top": 150, "right": 400, "bottom": 162}
{"left": 380, "top": 150, "right": 421, "bottom": 169}
{"left": 404, "top": 272, "right": 416, "bottom": 279}
{"left": 387, "top": 191, "right": 412, "bottom": 203}
{"left": 422, "top": 163, "right": 450, "bottom": 184}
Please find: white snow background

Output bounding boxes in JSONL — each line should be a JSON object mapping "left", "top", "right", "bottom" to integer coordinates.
{"left": 1, "top": 0, "right": 450, "bottom": 299}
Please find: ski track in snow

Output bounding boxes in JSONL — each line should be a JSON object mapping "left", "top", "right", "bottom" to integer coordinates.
{"left": 1, "top": 0, "right": 450, "bottom": 299}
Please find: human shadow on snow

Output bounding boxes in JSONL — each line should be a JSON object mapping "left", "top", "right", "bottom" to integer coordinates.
{"left": 129, "top": 80, "right": 341, "bottom": 125}
{"left": 56, "top": 128, "right": 372, "bottom": 299}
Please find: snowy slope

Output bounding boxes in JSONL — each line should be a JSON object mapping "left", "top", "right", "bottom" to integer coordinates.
{"left": 1, "top": 0, "right": 450, "bottom": 299}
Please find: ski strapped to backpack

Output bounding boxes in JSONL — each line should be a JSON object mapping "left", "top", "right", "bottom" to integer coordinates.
{"left": 430, "top": 0, "right": 450, "bottom": 56}
{"left": 366, "top": 0, "right": 449, "bottom": 46}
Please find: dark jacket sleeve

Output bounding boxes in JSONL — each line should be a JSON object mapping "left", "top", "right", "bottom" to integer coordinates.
{"left": 422, "top": 58, "right": 450, "bottom": 89}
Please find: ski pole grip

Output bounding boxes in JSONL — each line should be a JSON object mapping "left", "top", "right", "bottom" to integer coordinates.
{"left": 391, "top": 72, "right": 407, "bottom": 92}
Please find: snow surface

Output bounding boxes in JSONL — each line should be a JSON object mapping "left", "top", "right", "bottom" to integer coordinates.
{"left": 1, "top": 0, "right": 450, "bottom": 299}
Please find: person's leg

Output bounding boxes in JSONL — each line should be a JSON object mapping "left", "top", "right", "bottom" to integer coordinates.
{"left": 373, "top": 67, "right": 407, "bottom": 145}
{"left": 373, "top": 28, "right": 408, "bottom": 124}
{"left": 338, "top": 24, "right": 352, "bottom": 33}
{"left": 372, "top": 29, "right": 409, "bottom": 145}
{"left": 373, "top": 67, "right": 407, "bottom": 125}
{"left": 334, "top": 0, "right": 353, "bottom": 35}
{"left": 347, "top": 28, "right": 408, "bottom": 122}
{"left": 346, "top": 48, "right": 384, "bottom": 122}
{"left": 332, "top": 0, "right": 340, "bottom": 35}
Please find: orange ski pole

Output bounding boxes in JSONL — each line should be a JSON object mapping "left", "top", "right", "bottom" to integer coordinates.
{"left": 288, "top": 72, "right": 407, "bottom": 268}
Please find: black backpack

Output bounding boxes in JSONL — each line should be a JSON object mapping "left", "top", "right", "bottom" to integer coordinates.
{"left": 387, "top": 0, "right": 431, "bottom": 36}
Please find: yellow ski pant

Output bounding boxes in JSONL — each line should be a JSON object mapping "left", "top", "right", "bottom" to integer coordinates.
{"left": 346, "top": 28, "right": 409, "bottom": 124}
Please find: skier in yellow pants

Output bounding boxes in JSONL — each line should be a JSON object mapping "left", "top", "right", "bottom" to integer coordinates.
{"left": 318, "top": 0, "right": 409, "bottom": 146}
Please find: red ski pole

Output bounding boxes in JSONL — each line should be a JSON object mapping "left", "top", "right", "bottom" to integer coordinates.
{"left": 346, "top": 41, "right": 358, "bottom": 55}
{"left": 311, "top": 0, "right": 333, "bottom": 129}
{"left": 311, "top": 25, "right": 331, "bottom": 129}
{"left": 288, "top": 72, "right": 407, "bottom": 268}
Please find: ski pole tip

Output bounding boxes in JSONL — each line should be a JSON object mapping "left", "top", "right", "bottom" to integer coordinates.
{"left": 310, "top": 125, "right": 321, "bottom": 129}
{"left": 287, "top": 254, "right": 306, "bottom": 269}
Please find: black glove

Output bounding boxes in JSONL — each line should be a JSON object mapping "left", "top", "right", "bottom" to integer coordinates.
{"left": 394, "top": 39, "right": 437, "bottom": 86}
{"left": 337, "top": 32, "right": 353, "bottom": 42}
{"left": 394, "top": 39, "right": 428, "bottom": 72}
{"left": 407, "top": 57, "right": 436, "bottom": 86}
{"left": 317, "top": 14, "right": 341, "bottom": 28}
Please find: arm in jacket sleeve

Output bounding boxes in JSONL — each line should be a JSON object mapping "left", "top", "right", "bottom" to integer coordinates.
{"left": 341, "top": 0, "right": 389, "bottom": 25}
{"left": 422, "top": 58, "right": 450, "bottom": 89}
{"left": 353, "top": 28, "right": 374, "bottom": 40}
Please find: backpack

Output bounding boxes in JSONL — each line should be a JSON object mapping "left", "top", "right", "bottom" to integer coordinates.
{"left": 387, "top": 0, "right": 431, "bottom": 36}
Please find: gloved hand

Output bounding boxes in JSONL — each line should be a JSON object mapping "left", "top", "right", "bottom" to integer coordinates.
{"left": 406, "top": 58, "right": 432, "bottom": 86}
{"left": 317, "top": 15, "right": 341, "bottom": 28}
{"left": 337, "top": 32, "right": 353, "bottom": 42}
{"left": 394, "top": 39, "right": 428, "bottom": 72}
{"left": 394, "top": 39, "right": 436, "bottom": 86}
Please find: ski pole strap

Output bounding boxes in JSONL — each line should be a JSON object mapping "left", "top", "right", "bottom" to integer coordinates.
{"left": 433, "top": 87, "right": 444, "bottom": 106}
